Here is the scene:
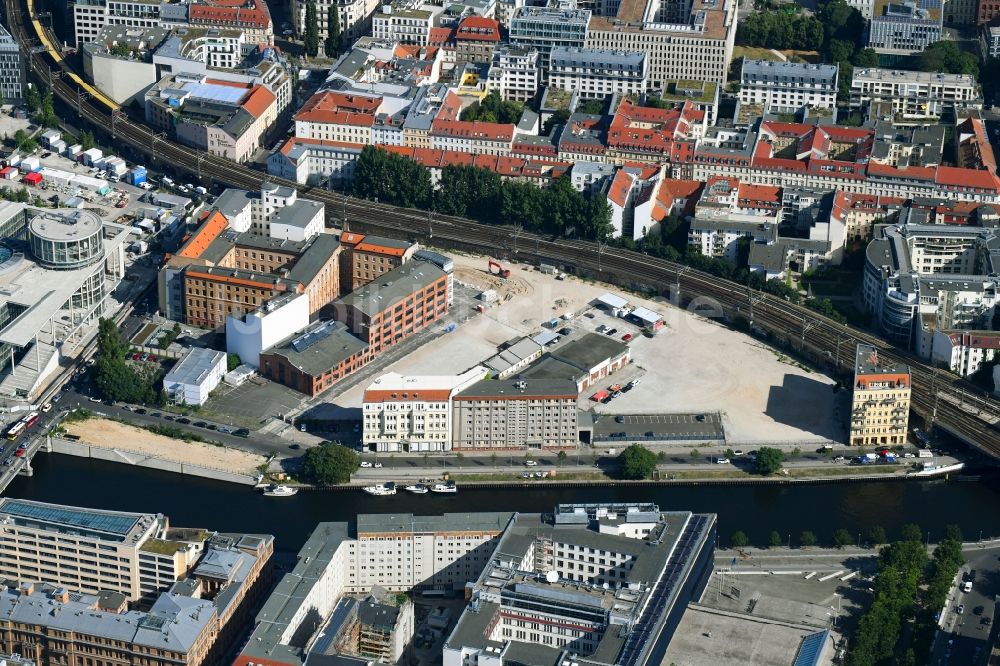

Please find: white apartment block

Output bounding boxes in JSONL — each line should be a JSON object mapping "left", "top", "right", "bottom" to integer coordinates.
{"left": 485, "top": 46, "right": 540, "bottom": 102}
{"left": 74, "top": 0, "right": 160, "bottom": 46}
{"left": 362, "top": 368, "right": 486, "bottom": 452}
{"left": 740, "top": 60, "right": 838, "bottom": 112}
{"left": 548, "top": 46, "right": 647, "bottom": 99}
{"left": 372, "top": 7, "right": 436, "bottom": 45}
{"left": 0, "top": 499, "right": 200, "bottom": 603}
{"left": 930, "top": 330, "right": 1000, "bottom": 377}
{"left": 850, "top": 68, "right": 982, "bottom": 118}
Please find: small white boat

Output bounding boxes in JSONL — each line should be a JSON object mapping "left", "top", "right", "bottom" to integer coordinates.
{"left": 404, "top": 484, "right": 429, "bottom": 494}
{"left": 262, "top": 484, "right": 298, "bottom": 497}
{"left": 430, "top": 481, "right": 457, "bottom": 494}
{"left": 363, "top": 482, "right": 396, "bottom": 496}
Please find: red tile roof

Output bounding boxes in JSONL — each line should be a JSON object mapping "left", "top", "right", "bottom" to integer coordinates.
{"left": 935, "top": 165, "right": 999, "bottom": 190}
{"left": 607, "top": 99, "right": 703, "bottom": 155}
{"left": 606, "top": 170, "right": 634, "bottom": 207}
{"left": 456, "top": 15, "right": 500, "bottom": 41}
{"left": 430, "top": 119, "right": 515, "bottom": 142}
{"left": 241, "top": 85, "right": 275, "bottom": 119}
{"left": 295, "top": 90, "right": 380, "bottom": 126}
{"left": 178, "top": 210, "right": 228, "bottom": 260}
{"left": 189, "top": 0, "right": 271, "bottom": 29}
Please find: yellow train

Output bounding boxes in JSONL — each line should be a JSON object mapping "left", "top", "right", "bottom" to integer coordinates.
{"left": 26, "top": 0, "right": 120, "bottom": 111}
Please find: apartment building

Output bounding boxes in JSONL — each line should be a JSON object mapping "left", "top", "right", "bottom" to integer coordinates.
{"left": 454, "top": 15, "right": 501, "bottom": 64}
{"left": 338, "top": 232, "right": 418, "bottom": 293}
{"left": 548, "top": 47, "right": 647, "bottom": 99}
{"left": 0, "top": 499, "right": 193, "bottom": 602}
{"left": 739, "top": 60, "right": 838, "bottom": 112}
{"left": 485, "top": 46, "right": 540, "bottom": 102}
{"left": 372, "top": 6, "right": 436, "bottom": 45}
{"left": 863, "top": 222, "right": 1000, "bottom": 347}
{"left": 850, "top": 344, "right": 911, "bottom": 446}
{"left": 444, "top": 503, "right": 716, "bottom": 666}
{"left": 295, "top": 90, "right": 381, "bottom": 145}
{"left": 867, "top": 1, "right": 942, "bottom": 53}
{"left": 337, "top": 260, "right": 450, "bottom": 355}
{"left": 586, "top": 0, "right": 738, "bottom": 88}
{"left": 73, "top": 0, "right": 273, "bottom": 46}
{"left": 509, "top": 7, "right": 590, "bottom": 74}
{"left": 0, "top": 25, "right": 23, "bottom": 103}
{"left": 930, "top": 330, "right": 1000, "bottom": 377}
{"left": 362, "top": 367, "right": 486, "bottom": 452}
{"left": 850, "top": 68, "right": 982, "bottom": 119}
{"left": 451, "top": 378, "right": 579, "bottom": 450}
{"left": 293, "top": 0, "right": 378, "bottom": 50}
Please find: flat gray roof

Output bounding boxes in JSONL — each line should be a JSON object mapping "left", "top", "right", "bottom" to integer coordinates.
{"left": 28, "top": 209, "right": 103, "bottom": 242}
{"left": 456, "top": 377, "right": 578, "bottom": 399}
{"left": 265, "top": 320, "right": 368, "bottom": 377}
{"left": 549, "top": 333, "right": 629, "bottom": 372}
{"left": 272, "top": 200, "right": 324, "bottom": 229}
{"left": 338, "top": 260, "right": 446, "bottom": 317}
{"left": 164, "top": 347, "right": 225, "bottom": 387}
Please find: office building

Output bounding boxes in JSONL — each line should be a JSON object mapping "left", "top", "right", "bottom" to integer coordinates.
{"left": 850, "top": 344, "right": 911, "bottom": 446}
{"left": 444, "top": 503, "right": 716, "bottom": 666}
{"left": 867, "top": 0, "right": 942, "bottom": 54}
{"left": 0, "top": 25, "right": 23, "bottom": 103}
{"left": 162, "top": 347, "right": 227, "bottom": 406}
{"left": 258, "top": 320, "right": 369, "bottom": 396}
{"left": 337, "top": 259, "right": 451, "bottom": 355}
{"left": 226, "top": 292, "right": 310, "bottom": 368}
{"left": 509, "top": 7, "right": 590, "bottom": 74}
{"left": 850, "top": 68, "right": 982, "bottom": 119}
{"left": 338, "top": 232, "right": 418, "bottom": 294}
{"left": 982, "top": 24, "right": 1000, "bottom": 57}
{"left": 548, "top": 47, "right": 647, "bottom": 99}
{"left": 586, "top": 0, "right": 738, "bottom": 88}
{"left": 362, "top": 367, "right": 486, "bottom": 452}
{"left": 739, "top": 60, "right": 838, "bottom": 112}
{"left": 452, "top": 378, "right": 579, "bottom": 450}
{"left": 234, "top": 511, "right": 515, "bottom": 666}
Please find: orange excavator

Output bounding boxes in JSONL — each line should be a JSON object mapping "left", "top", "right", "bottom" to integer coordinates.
{"left": 488, "top": 259, "right": 511, "bottom": 278}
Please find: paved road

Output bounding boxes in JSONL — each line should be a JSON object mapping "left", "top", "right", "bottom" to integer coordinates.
{"left": 932, "top": 544, "right": 1000, "bottom": 665}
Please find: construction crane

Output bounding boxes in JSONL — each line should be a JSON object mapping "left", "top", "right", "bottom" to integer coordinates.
{"left": 488, "top": 259, "right": 511, "bottom": 278}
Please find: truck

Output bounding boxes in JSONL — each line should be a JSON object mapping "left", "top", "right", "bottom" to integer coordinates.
{"left": 917, "top": 449, "right": 933, "bottom": 458}
{"left": 858, "top": 453, "right": 879, "bottom": 464}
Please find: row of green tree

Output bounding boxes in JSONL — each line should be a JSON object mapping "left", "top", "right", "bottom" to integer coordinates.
{"left": 618, "top": 445, "right": 787, "bottom": 479}
{"left": 304, "top": 0, "right": 342, "bottom": 58}
{"left": 23, "top": 87, "right": 58, "bottom": 129}
{"left": 848, "top": 525, "right": 965, "bottom": 666}
{"left": 736, "top": 10, "right": 824, "bottom": 51}
{"left": 730, "top": 525, "right": 892, "bottom": 549}
{"left": 350, "top": 146, "right": 613, "bottom": 240}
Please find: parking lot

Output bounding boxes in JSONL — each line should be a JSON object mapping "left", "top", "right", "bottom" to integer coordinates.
{"left": 592, "top": 412, "right": 725, "bottom": 444}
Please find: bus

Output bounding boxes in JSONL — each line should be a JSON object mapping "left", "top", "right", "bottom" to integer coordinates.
{"left": 22, "top": 412, "right": 39, "bottom": 429}
{"left": 6, "top": 422, "right": 25, "bottom": 441}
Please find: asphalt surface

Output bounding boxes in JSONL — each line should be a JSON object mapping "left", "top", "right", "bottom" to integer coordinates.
{"left": 933, "top": 543, "right": 1000, "bottom": 665}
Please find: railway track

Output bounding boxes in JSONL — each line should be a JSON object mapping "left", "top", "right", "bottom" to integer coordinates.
{"left": 9, "top": 0, "right": 1000, "bottom": 458}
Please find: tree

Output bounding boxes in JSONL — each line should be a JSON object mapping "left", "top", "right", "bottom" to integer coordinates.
{"left": 460, "top": 91, "right": 524, "bottom": 125}
{"left": 618, "top": 444, "right": 657, "bottom": 479}
{"left": 80, "top": 129, "right": 95, "bottom": 151}
{"left": 799, "top": 530, "right": 817, "bottom": 547}
{"left": 38, "top": 91, "right": 58, "bottom": 128}
{"left": 304, "top": 0, "right": 320, "bottom": 57}
{"left": 944, "top": 524, "right": 963, "bottom": 543}
{"left": 900, "top": 523, "right": 923, "bottom": 542}
{"left": 301, "top": 443, "right": 359, "bottom": 485}
{"left": 865, "top": 525, "right": 886, "bottom": 546}
{"left": 852, "top": 48, "right": 878, "bottom": 67}
{"left": 94, "top": 318, "right": 160, "bottom": 404}
{"left": 917, "top": 40, "right": 979, "bottom": 77}
{"left": 768, "top": 530, "right": 783, "bottom": 548}
{"left": 556, "top": 451, "right": 567, "bottom": 465}
{"left": 754, "top": 447, "right": 784, "bottom": 475}
{"left": 324, "top": 4, "right": 341, "bottom": 57}
{"left": 351, "top": 146, "right": 432, "bottom": 209}
{"left": 730, "top": 531, "right": 749, "bottom": 549}
{"left": 833, "top": 528, "right": 853, "bottom": 548}
{"left": 24, "top": 85, "right": 39, "bottom": 113}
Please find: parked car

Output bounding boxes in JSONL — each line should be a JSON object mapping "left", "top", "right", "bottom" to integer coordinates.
{"left": 40, "top": 403, "right": 52, "bottom": 413}
{"left": 524, "top": 460, "right": 538, "bottom": 467}
{"left": 176, "top": 417, "right": 191, "bottom": 425}
{"left": 714, "top": 457, "right": 730, "bottom": 464}
{"left": 233, "top": 428, "right": 250, "bottom": 437}
{"left": 373, "top": 462, "right": 383, "bottom": 468}
{"left": 622, "top": 333, "right": 633, "bottom": 342}
{"left": 606, "top": 328, "right": 618, "bottom": 336}
{"left": 360, "top": 461, "right": 373, "bottom": 468}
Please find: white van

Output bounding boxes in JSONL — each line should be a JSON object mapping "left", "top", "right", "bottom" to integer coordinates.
{"left": 962, "top": 581, "right": 972, "bottom": 593}
{"left": 917, "top": 449, "right": 933, "bottom": 458}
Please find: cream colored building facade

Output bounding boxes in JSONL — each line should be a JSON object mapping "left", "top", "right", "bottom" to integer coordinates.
{"left": 850, "top": 344, "right": 912, "bottom": 446}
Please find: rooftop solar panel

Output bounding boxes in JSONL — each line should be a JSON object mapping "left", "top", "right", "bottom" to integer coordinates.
{"left": 2, "top": 500, "right": 141, "bottom": 537}
{"left": 793, "top": 630, "right": 830, "bottom": 666}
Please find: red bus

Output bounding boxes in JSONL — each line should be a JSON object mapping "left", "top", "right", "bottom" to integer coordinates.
{"left": 22, "top": 412, "right": 39, "bottom": 428}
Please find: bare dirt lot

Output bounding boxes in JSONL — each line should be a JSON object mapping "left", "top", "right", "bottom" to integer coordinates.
{"left": 329, "top": 251, "right": 843, "bottom": 445}
{"left": 63, "top": 418, "right": 267, "bottom": 474}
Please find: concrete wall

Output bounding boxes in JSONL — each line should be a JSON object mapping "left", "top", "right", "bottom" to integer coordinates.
{"left": 226, "top": 292, "right": 310, "bottom": 367}
{"left": 50, "top": 437, "right": 257, "bottom": 485}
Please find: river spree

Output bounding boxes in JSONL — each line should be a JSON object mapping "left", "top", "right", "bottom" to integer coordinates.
{"left": 11, "top": 455, "right": 1000, "bottom": 551}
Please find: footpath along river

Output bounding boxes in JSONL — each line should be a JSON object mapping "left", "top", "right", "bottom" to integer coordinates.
{"left": 11, "top": 454, "right": 1000, "bottom": 551}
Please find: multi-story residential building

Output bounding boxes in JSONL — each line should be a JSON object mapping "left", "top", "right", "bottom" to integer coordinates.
{"left": 848, "top": 0, "right": 876, "bottom": 18}
{"left": 451, "top": 378, "right": 579, "bottom": 450}
{"left": 606, "top": 98, "right": 703, "bottom": 165}
{"left": 73, "top": 0, "right": 273, "bottom": 46}
{"left": 485, "top": 46, "right": 540, "bottom": 102}
{"left": 350, "top": 592, "right": 414, "bottom": 663}
{"left": 362, "top": 367, "right": 486, "bottom": 452}
{"left": 337, "top": 259, "right": 450, "bottom": 355}
{"left": 739, "top": 60, "right": 838, "bottom": 112}
{"left": 0, "top": 498, "right": 199, "bottom": 603}
{"left": 0, "top": 25, "right": 23, "bottom": 103}
{"left": 850, "top": 68, "right": 982, "bottom": 119}
{"left": 339, "top": 232, "right": 418, "bottom": 294}
{"left": 863, "top": 222, "right": 1000, "bottom": 348}
{"left": 586, "top": 0, "right": 738, "bottom": 88}
{"left": 979, "top": 0, "right": 1000, "bottom": 23}
{"left": 509, "top": 7, "right": 590, "bottom": 74}
{"left": 454, "top": 15, "right": 501, "bottom": 64}
{"left": 850, "top": 344, "right": 911, "bottom": 446}
{"left": 294, "top": 90, "right": 381, "bottom": 146}
{"left": 548, "top": 46, "right": 647, "bottom": 99}
{"left": 293, "top": 0, "right": 378, "bottom": 51}
{"left": 445, "top": 503, "right": 716, "bottom": 666}
{"left": 372, "top": 5, "right": 436, "bottom": 45}
{"left": 930, "top": 331, "right": 1000, "bottom": 377}
{"left": 867, "top": 0, "right": 942, "bottom": 53}
{"left": 945, "top": 0, "right": 977, "bottom": 24}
